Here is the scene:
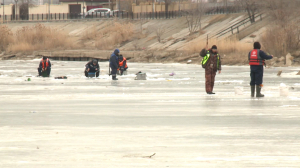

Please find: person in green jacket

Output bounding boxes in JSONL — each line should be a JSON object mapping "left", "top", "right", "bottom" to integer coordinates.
{"left": 200, "top": 45, "right": 222, "bottom": 94}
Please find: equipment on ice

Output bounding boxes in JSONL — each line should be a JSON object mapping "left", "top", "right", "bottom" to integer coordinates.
{"left": 135, "top": 71, "right": 147, "bottom": 80}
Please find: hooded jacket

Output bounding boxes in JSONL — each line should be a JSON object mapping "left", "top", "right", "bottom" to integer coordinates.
{"left": 85, "top": 60, "right": 100, "bottom": 72}
{"left": 110, "top": 49, "right": 120, "bottom": 69}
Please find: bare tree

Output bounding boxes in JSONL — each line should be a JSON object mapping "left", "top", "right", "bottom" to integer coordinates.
{"left": 14, "top": 0, "right": 18, "bottom": 18}
{"left": 263, "top": 0, "right": 299, "bottom": 26}
{"left": 235, "top": 0, "right": 259, "bottom": 23}
{"left": 155, "top": 24, "right": 166, "bottom": 43}
{"left": 260, "top": 0, "right": 300, "bottom": 55}
{"left": 19, "top": 0, "right": 35, "bottom": 20}
{"left": 148, "top": 24, "right": 166, "bottom": 43}
{"left": 185, "top": 0, "right": 207, "bottom": 34}
{"left": 165, "top": 0, "right": 172, "bottom": 16}
{"left": 120, "top": 0, "right": 132, "bottom": 12}
{"left": 223, "top": 0, "right": 228, "bottom": 14}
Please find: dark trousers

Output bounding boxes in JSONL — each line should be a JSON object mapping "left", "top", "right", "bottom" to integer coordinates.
{"left": 250, "top": 66, "right": 263, "bottom": 85}
{"left": 205, "top": 69, "right": 216, "bottom": 93}
{"left": 85, "top": 70, "right": 99, "bottom": 77}
{"left": 111, "top": 68, "right": 117, "bottom": 76}
{"left": 38, "top": 68, "right": 51, "bottom": 77}
{"left": 119, "top": 67, "right": 128, "bottom": 75}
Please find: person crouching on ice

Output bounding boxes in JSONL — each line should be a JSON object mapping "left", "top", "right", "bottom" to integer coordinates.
{"left": 118, "top": 55, "right": 128, "bottom": 75}
{"left": 85, "top": 59, "right": 100, "bottom": 77}
{"left": 38, "top": 56, "right": 51, "bottom": 77}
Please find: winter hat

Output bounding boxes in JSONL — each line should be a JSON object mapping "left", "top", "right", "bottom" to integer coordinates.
{"left": 254, "top": 42, "right": 261, "bottom": 49}
{"left": 212, "top": 45, "right": 217, "bottom": 50}
{"left": 114, "top": 49, "right": 120, "bottom": 55}
{"left": 118, "top": 55, "right": 123, "bottom": 60}
{"left": 42, "top": 56, "right": 47, "bottom": 60}
{"left": 92, "top": 59, "right": 98, "bottom": 64}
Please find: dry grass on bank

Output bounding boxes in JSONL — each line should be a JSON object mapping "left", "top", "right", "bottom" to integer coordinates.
{"left": 260, "top": 23, "right": 300, "bottom": 57}
{"left": 80, "top": 21, "right": 135, "bottom": 50}
{"left": 1, "top": 24, "right": 75, "bottom": 54}
{"left": 0, "top": 26, "right": 13, "bottom": 51}
{"left": 81, "top": 25, "right": 99, "bottom": 42}
{"left": 185, "top": 38, "right": 252, "bottom": 65}
{"left": 95, "top": 21, "right": 135, "bottom": 50}
{"left": 186, "top": 38, "right": 252, "bottom": 54}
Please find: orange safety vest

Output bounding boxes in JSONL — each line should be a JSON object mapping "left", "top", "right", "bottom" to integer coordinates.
{"left": 249, "top": 49, "right": 265, "bottom": 66}
{"left": 119, "top": 57, "right": 128, "bottom": 68}
{"left": 41, "top": 59, "right": 50, "bottom": 69}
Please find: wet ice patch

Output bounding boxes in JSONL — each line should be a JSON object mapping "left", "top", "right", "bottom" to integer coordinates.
{"left": 279, "top": 105, "right": 298, "bottom": 108}
{"left": 0, "top": 70, "right": 14, "bottom": 72}
{"left": 14, "top": 78, "right": 23, "bottom": 82}
{"left": 216, "top": 80, "right": 244, "bottom": 84}
{"left": 146, "top": 73, "right": 159, "bottom": 77}
{"left": 147, "top": 78, "right": 166, "bottom": 81}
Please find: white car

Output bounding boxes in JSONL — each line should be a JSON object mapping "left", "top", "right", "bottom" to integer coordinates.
{"left": 85, "top": 8, "right": 111, "bottom": 18}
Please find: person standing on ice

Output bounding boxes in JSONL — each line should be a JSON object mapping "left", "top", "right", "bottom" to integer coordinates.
{"left": 200, "top": 45, "right": 221, "bottom": 94}
{"left": 110, "top": 49, "right": 120, "bottom": 80}
{"left": 38, "top": 56, "right": 51, "bottom": 77}
{"left": 249, "top": 42, "right": 273, "bottom": 97}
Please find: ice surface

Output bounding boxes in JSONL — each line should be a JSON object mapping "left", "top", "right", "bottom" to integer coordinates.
{"left": 0, "top": 60, "right": 300, "bottom": 167}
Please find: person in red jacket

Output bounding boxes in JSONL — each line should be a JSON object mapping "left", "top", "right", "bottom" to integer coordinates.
{"left": 38, "top": 56, "right": 51, "bottom": 77}
{"left": 249, "top": 42, "right": 273, "bottom": 97}
{"left": 118, "top": 55, "right": 128, "bottom": 75}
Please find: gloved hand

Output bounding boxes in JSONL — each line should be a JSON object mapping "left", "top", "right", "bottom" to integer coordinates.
{"left": 120, "top": 67, "right": 124, "bottom": 71}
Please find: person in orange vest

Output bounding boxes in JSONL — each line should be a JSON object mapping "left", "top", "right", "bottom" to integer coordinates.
{"left": 118, "top": 55, "right": 128, "bottom": 75}
{"left": 38, "top": 56, "right": 51, "bottom": 77}
{"left": 249, "top": 42, "right": 273, "bottom": 97}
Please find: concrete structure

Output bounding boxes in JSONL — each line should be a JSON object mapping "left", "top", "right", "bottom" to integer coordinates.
{"left": 0, "top": 4, "right": 14, "bottom": 15}
{"left": 132, "top": 1, "right": 192, "bottom": 13}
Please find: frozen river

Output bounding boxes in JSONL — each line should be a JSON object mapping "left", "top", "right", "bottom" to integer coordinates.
{"left": 0, "top": 60, "right": 300, "bottom": 167}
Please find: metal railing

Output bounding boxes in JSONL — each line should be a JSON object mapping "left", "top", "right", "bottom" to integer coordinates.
{"left": 212, "top": 13, "right": 264, "bottom": 38}
{"left": 0, "top": 7, "right": 245, "bottom": 23}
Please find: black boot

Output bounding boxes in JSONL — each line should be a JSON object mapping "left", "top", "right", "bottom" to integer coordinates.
{"left": 112, "top": 75, "right": 118, "bottom": 80}
{"left": 256, "top": 85, "right": 264, "bottom": 97}
{"left": 251, "top": 85, "right": 255, "bottom": 97}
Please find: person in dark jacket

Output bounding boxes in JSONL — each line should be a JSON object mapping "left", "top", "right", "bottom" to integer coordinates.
{"left": 38, "top": 56, "right": 51, "bottom": 77}
{"left": 118, "top": 54, "right": 128, "bottom": 75}
{"left": 249, "top": 42, "right": 273, "bottom": 97}
{"left": 110, "top": 49, "right": 120, "bottom": 80}
{"left": 200, "top": 45, "right": 221, "bottom": 94}
{"left": 85, "top": 59, "right": 100, "bottom": 77}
